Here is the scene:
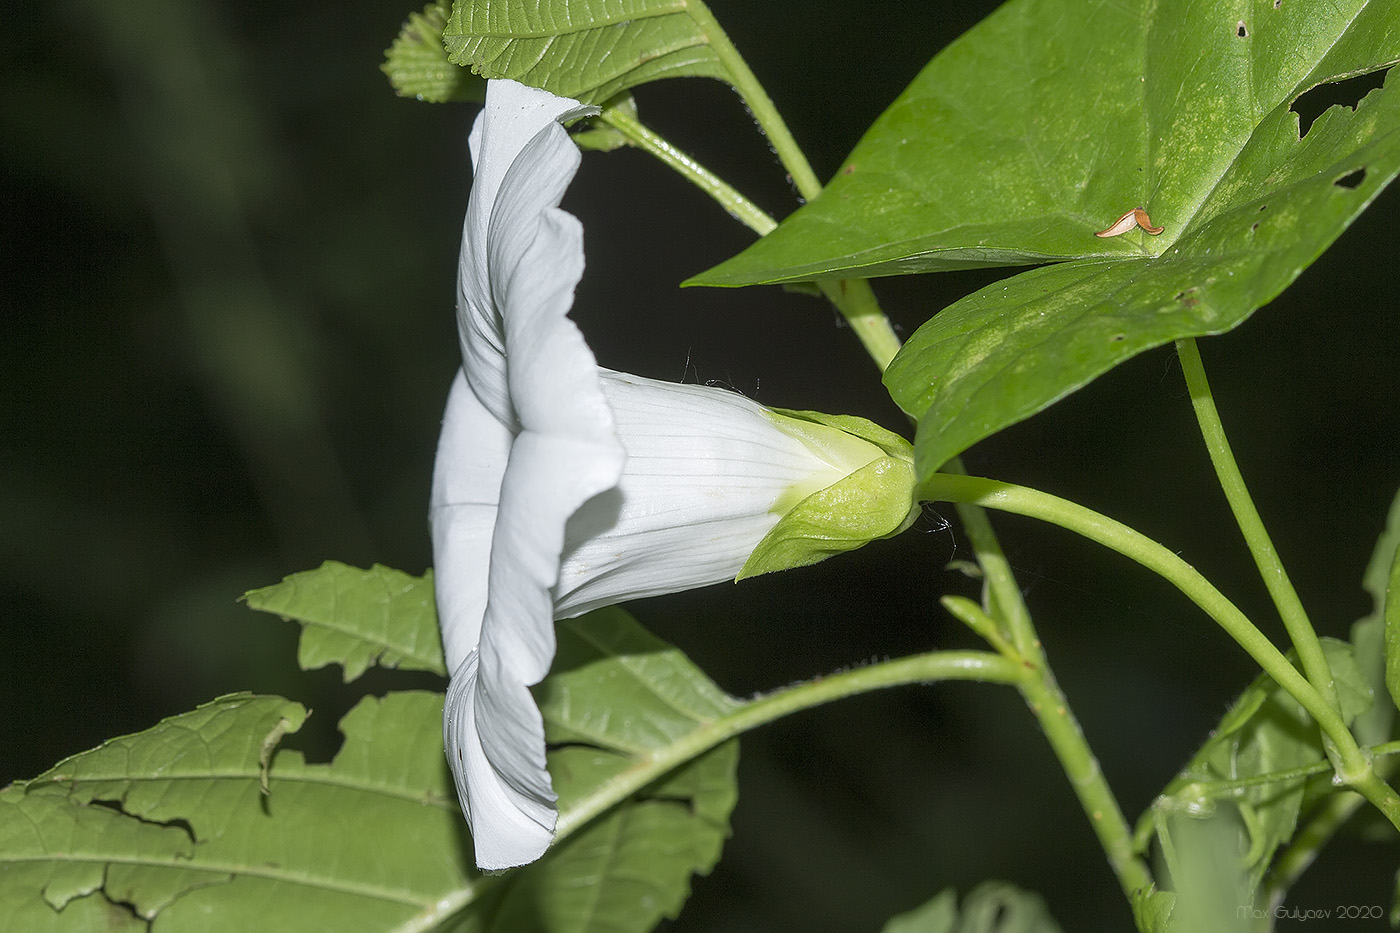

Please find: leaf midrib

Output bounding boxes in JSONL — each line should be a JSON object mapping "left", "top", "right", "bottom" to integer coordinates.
{"left": 459, "top": 0, "right": 694, "bottom": 40}
{"left": 29, "top": 768, "right": 458, "bottom": 812}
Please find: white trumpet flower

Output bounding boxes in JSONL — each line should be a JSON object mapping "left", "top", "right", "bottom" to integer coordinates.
{"left": 431, "top": 79, "right": 917, "bottom": 870}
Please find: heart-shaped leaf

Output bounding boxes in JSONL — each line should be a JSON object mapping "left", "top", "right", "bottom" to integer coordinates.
{"left": 686, "top": 0, "right": 1399, "bottom": 478}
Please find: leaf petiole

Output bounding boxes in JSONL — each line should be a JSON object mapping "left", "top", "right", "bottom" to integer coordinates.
{"left": 553, "top": 649, "right": 1022, "bottom": 841}
{"left": 595, "top": 102, "right": 777, "bottom": 237}
{"left": 1176, "top": 337, "right": 1338, "bottom": 713}
{"left": 919, "top": 472, "right": 1400, "bottom": 831}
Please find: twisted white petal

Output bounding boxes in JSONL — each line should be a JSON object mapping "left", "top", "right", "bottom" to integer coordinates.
{"left": 433, "top": 79, "right": 621, "bottom": 870}
{"left": 431, "top": 79, "right": 891, "bottom": 871}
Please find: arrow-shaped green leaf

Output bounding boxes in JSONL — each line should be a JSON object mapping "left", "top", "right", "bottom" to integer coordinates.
{"left": 684, "top": 0, "right": 1399, "bottom": 479}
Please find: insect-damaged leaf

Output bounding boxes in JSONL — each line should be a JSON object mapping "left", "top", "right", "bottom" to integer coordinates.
{"left": 688, "top": 0, "right": 1400, "bottom": 479}
{"left": 243, "top": 561, "right": 446, "bottom": 681}
{"left": 0, "top": 611, "right": 737, "bottom": 932}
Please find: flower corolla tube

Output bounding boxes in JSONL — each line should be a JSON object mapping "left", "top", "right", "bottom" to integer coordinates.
{"left": 431, "top": 79, "right": 918, "bottom": 870}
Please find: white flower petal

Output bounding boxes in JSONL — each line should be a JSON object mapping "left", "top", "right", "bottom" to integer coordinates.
{"left": 434, "top": 79, "right": 905, "bottom": 872}
{"left": 457, "top": 81, "right": 596, "bottom": 426}
{"left": 444, "top": 652, "right": 554, "bottom": 870}
{"left": 555, "top": 371, "right": 851, "bottom": 616}
{"left": 437, "top": 79, "right": 623, "bottom": 870}
{"left": 429, "top": 371, "right": 511, "bottom": 673}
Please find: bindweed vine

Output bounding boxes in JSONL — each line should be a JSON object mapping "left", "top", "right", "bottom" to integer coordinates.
{"left": 4, "top": 2, "right": 1398, "bottom": 931}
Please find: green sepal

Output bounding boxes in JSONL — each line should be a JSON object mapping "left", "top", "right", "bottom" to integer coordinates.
{"left": 738, "top": 410, "right": 918, "bottom": 580}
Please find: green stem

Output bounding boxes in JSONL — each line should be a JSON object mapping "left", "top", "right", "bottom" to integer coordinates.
{"left": 596, "top": 98, "right": 903, "bottom": 370}
{"left": 596, "top": 104, "right": 776, "bottom": 237}
{"left": 1017, "top": 655, "right": 1153, "bottom": 898}
{"left": 815, "top": 279, "right": 904, "bottom": 372}
{"left": 402, "top": 650, "right": 1018, "bottom": 931}
{"left": 918, "top": 472, "right": 1400, "bottom": 826}
{"left": 554, "top": 650, "right": 1021, "bottom": 839}
{"left": 940, "top": 508, "right": 1152, "bottom": 899}
{"left": 1158, "top": 740, "right": 1400, "bottom": 801}
{"left": 1177, "top": 338, "right": 1338, "bottom": 711}
{"left": 686, "top": 5, "right": 904, "bottom": 371}
{"left": 687, "top": 4, "right": 822, "bottom": 202}
{"left": 946, "top": 456, "right": 1037, "bottom": 654}
{"left": 1261, "top": 748, "right": 1399, "bottom": 917}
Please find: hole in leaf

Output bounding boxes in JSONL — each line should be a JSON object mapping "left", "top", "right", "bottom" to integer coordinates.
{"left": 89, "top": 798, "right": 198, "bottom": 843}
{"left": 1273, "top": 0, "right": 1281, "bottom": 7}
{"left": 1236, "top": 20, "right": 1248, "bottom": 37}
{"left": 1110, "top": 334, "right": 1126, "bottom": 342}
{"left": 1291, "top": 67, "right": 1390, "bottom": 137}
{"left": 1258, "top": 204, "right": 1267, "bottom": 212}
{"left": 1250, "top": 222, "right": 1259, "bottom": 232}
{"left": 1334, "top": 168, "right": 1366, "bottom": 189}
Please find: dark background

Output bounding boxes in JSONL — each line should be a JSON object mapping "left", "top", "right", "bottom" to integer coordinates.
{"left": 4, "top": 2, "right": 1398, "bottom": 929}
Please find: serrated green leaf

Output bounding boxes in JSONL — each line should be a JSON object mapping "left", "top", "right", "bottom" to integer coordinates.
{"left": 6, "top": 692, "right": 477, "bottom": 930}
{"left": 882, "top": 882, "right": 1063, "bottom": 933}
{"left": 540, "top": 607, "right": 742, "bottom": 753}
{"left": 243, "top": 560, "right": 446, "bottom": 680}
{"left": 443, "top": 0, "right": 732, "bottom": 105}
{"left": 488, "top": 743, "right": 737, "bottom": 932}
{"left": 685, "top": 0, "right": 1400, "bottom": 477}
{"left": 1142, "top": 639, "right": 1370, "bottom": 902}
{"left": 383, "top": 1, "right": 484, "bottom": 103}
{"left": 3, "top": 610, "right": 738, "bottom": 931}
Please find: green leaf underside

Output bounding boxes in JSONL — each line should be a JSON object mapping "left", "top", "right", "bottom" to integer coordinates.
{"left": 1141, "top": 639, "right": 1372, "bottom": 899}
{"left": 1371, "top": 486, "right": 1400, "bottom": 716}
{"left": 687, "top": 0, "right": 1400, "bottom": 477}
{"left": 881, "top": 881, "right": 1064, "bottom": 933}
{"left": 383, "top": 2, "right": 485, "bottom": 103}
{"left": 541, "top": 607, "right": 742, "bottom": 755}
{"left": 2, "top": 608, "right": 738, "bottom": 931}
{"left": 1, "top": 694, "right": 470, "bottom": 932}
{"left": 243, "top": 560, "right": 446, "bottom": 680}
{"left": 443, "top": 0, "right": 730, "bottom": 105}
{"left": 1350, "top": 484, "right": 1400, "bottom": 747}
